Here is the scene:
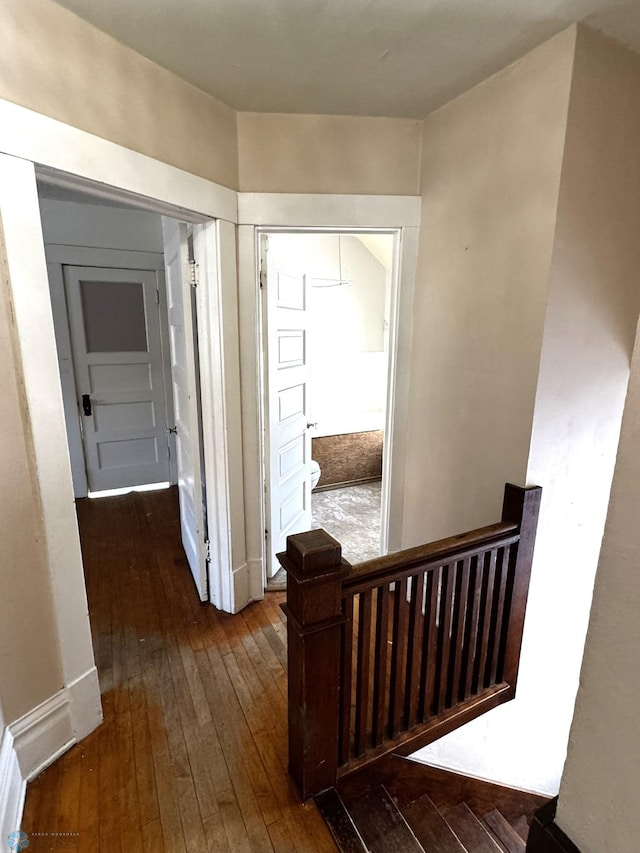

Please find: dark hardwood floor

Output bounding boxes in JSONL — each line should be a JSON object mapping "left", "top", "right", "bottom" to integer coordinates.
{"left": 21, "top": 487, "right": 336, "bottom": 852}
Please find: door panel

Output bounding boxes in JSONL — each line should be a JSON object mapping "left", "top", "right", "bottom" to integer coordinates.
{"left": 264, "top": 237, "right": 312, "bottom": 575}
{"left": 163, "top": 220, "right": 209, "bottom": 601}
{"left": 64, "top": 265, "right": 170, "bottom": 492}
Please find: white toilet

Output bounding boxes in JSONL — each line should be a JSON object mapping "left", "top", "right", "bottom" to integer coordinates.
{"left": 310, "top": 459, "right": 321, "bottom": 490}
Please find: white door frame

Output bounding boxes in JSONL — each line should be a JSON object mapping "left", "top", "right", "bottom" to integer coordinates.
{"left": 237, "top": 194, "right": 420, "bottom": 596}
{"left": 0, "top": 99, "right": 241, "bottom": 750}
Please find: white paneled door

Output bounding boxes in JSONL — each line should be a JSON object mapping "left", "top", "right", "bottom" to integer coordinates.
{"left": 263, "top": 236, "right": 313, "bottom": 576}
{"left": 64, "top": 265, "right": 171, "bottom": 493}
{"left": 163, "top": 222, "right": 209, "bottom": 601}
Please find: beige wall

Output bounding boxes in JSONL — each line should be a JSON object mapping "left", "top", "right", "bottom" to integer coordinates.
{"left": 0, "top": 0, "right": 422, "bottom": 196}
{"left": 407, "top": 28, "right": 577, "bottom": 793}
{"left": 0, "top": 227, "right": 64, "bottom": 723}
{"left": 403, "top": 27, "right": 575, "bottom": 547}
{"left": 237, "top": 112, "right": 421, "bottom": 194}
{"left": 413, "top": 25, "right": 640, "bottom": 796}
{"left": 0, "top": 0, "right": 239, "bottom": 188}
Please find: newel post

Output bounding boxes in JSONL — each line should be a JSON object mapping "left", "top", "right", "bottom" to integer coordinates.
{"left": 278, "top": 529, "right": 346, "bottom": 800}
{"left": 501, "top": 483, "right": 542, "bottom": 691}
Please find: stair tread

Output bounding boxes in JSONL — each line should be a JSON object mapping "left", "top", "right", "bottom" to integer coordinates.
{"left": 402, "top": 793, "right": 467, "bottom": 853}
{"left": 348, "top": 785, "right": 425, "bottom": 852}
{"left": 314, "top": 788, "right": 368, "bottom": 853}
{"left": 510, "top": 815, "right": 530, "bottom": 842}
{"left": 482, "top": 809, "right": 526, "bottom": 853}
{"left": 441, "top": 802, "right": 503, "bottom": 853}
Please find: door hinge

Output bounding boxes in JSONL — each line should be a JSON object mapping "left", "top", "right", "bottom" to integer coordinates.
{"left": 168, "top": 426, "right": 178, "bottom": 435}
{"left": 190, "top": 259, "right": 199, "bottom": 288}
{"left": 259, "top": 264, "right": 266, "bottom": 289}
{"left": 205, "top": 539, "right": 211, "bottom": 562}
{"left": 155, "top": 289, "right": 160, "bottom": 304}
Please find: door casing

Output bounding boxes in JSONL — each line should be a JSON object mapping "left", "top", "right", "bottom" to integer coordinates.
{"left": 237, "top": 196, "right": 421, "bottom": 597}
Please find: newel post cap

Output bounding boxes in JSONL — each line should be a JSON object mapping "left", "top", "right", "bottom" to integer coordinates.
{"left": 280, "top": 528, "right": 343, "bottom": 576}
{"left": 278, "top": 529, "right": 346, "bottom": 629}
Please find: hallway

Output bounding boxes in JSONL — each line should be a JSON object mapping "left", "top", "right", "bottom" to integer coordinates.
{"left": 20, "top": 488, "right": 336, "bottom": 852}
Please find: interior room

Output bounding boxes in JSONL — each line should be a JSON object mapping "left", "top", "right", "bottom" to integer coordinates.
{"left": 265, "top": 232, "right": 394, "bottom": 563}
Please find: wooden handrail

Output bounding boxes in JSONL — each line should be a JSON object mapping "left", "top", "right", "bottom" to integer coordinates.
{"left": 279, "top": 483, "right": 541, "bottom": 800}
{"left": 343, "top": 521, "right": 519, "bottom": 594}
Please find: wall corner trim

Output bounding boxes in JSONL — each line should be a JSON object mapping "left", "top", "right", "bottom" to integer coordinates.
{"left": 527, "top": 798, "right": 583, "bottom": 853}
{"left": 231, "top": 561, "right": 251, "bottom": 613}
{"left": 247, "top": 557, "right": 265, "bottom": 604}
{"left": 0, "top": 727, "right": 26, "bottom": 842}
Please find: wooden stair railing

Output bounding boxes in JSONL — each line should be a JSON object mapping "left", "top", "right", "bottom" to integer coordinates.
{"left": 279, "top": 483, "right": 541, "bottom": 800}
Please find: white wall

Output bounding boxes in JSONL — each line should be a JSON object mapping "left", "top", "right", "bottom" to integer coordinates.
{"left": 268, "top": 233, "right": 391, "bottom": 437}
{"left": 554, "top": 321, "right": 640, "bottom": 853}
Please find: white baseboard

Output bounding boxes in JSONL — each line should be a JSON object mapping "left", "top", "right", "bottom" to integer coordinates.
{"left": 11, "top": 691, "right": 74, "bottom": 782}
{"left": 67, "top": 667, "right": 102, "bottom": 742}
{"left": 0, "top": 669, "right": 102, "bottom": 838}
{"left": 9, "top": 666, "right": 102, "bottom": 786}
{"left": 0, "top": 728, "right": 26, "bottom": 842}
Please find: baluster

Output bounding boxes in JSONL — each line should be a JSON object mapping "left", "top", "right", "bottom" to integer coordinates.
{"left": 449, "top": 557, "right": 471, "bottom": 706}
{"left": 339, "top": 595, "right": 354, "bottom": 765}
{"left": 487, "top": 546, "right": 509, "bottom": 686}
{"left": 418, "top": 568, "right": 439, "bottom": 722}
{"left": 354, "top": 589, "right": 373, "bottom": 756}
{"left": 371, "top": 584, "right": 390, "bottom": 747}
{"left": 475, "top": 548, "right": 497, "bottom": 691}
{"left": 405, "top": 571, "right": 426, "bottom": 728}
{"left": 388, "top": 576, "right": 409, "bottom": 737}
{"left": 462, "top": 553, "right": 484, "bottom": 700}
{"left": 434, "top": 564, "right": 454, "bottom": 715}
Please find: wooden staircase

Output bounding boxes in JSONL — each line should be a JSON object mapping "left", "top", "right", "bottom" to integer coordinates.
{"left": 315, "top": 753, "right": 548, "bottom": 853}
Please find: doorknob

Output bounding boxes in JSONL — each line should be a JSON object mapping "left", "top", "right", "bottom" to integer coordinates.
{"left": 307, "top": 422, "right": 318, "bottom": 429}
{"left": 82, "top": 394, "right": 92, "bottom": 416}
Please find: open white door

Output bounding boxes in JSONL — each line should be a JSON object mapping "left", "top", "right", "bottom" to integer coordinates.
{"left": 64, "top": 265, "right": 171, "bottom": 492}
{"left": 263, "top": 236, "right": 313, "bottom": 575}
{"left": 163, "top": 219, "right": 209, "bottom": 601}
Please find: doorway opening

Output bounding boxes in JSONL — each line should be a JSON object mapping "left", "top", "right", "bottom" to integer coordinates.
{"left": 261, "top": 230, "right": 397, "bottom": 574}
{"left": 36, "top": 180, "right": 212, "bottom": 603}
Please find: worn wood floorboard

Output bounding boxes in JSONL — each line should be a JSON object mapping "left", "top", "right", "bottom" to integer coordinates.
{"left": 20, "top": 487, "right": 336, "bottom": 853}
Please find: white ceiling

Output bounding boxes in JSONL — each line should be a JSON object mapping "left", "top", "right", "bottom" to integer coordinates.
{"left": 53, "top": 0, "right": 640, "bottom": 119}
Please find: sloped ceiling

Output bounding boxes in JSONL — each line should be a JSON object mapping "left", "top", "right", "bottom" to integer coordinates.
{"left": 52, "top": 0, "right": 640, "bottom": 118}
